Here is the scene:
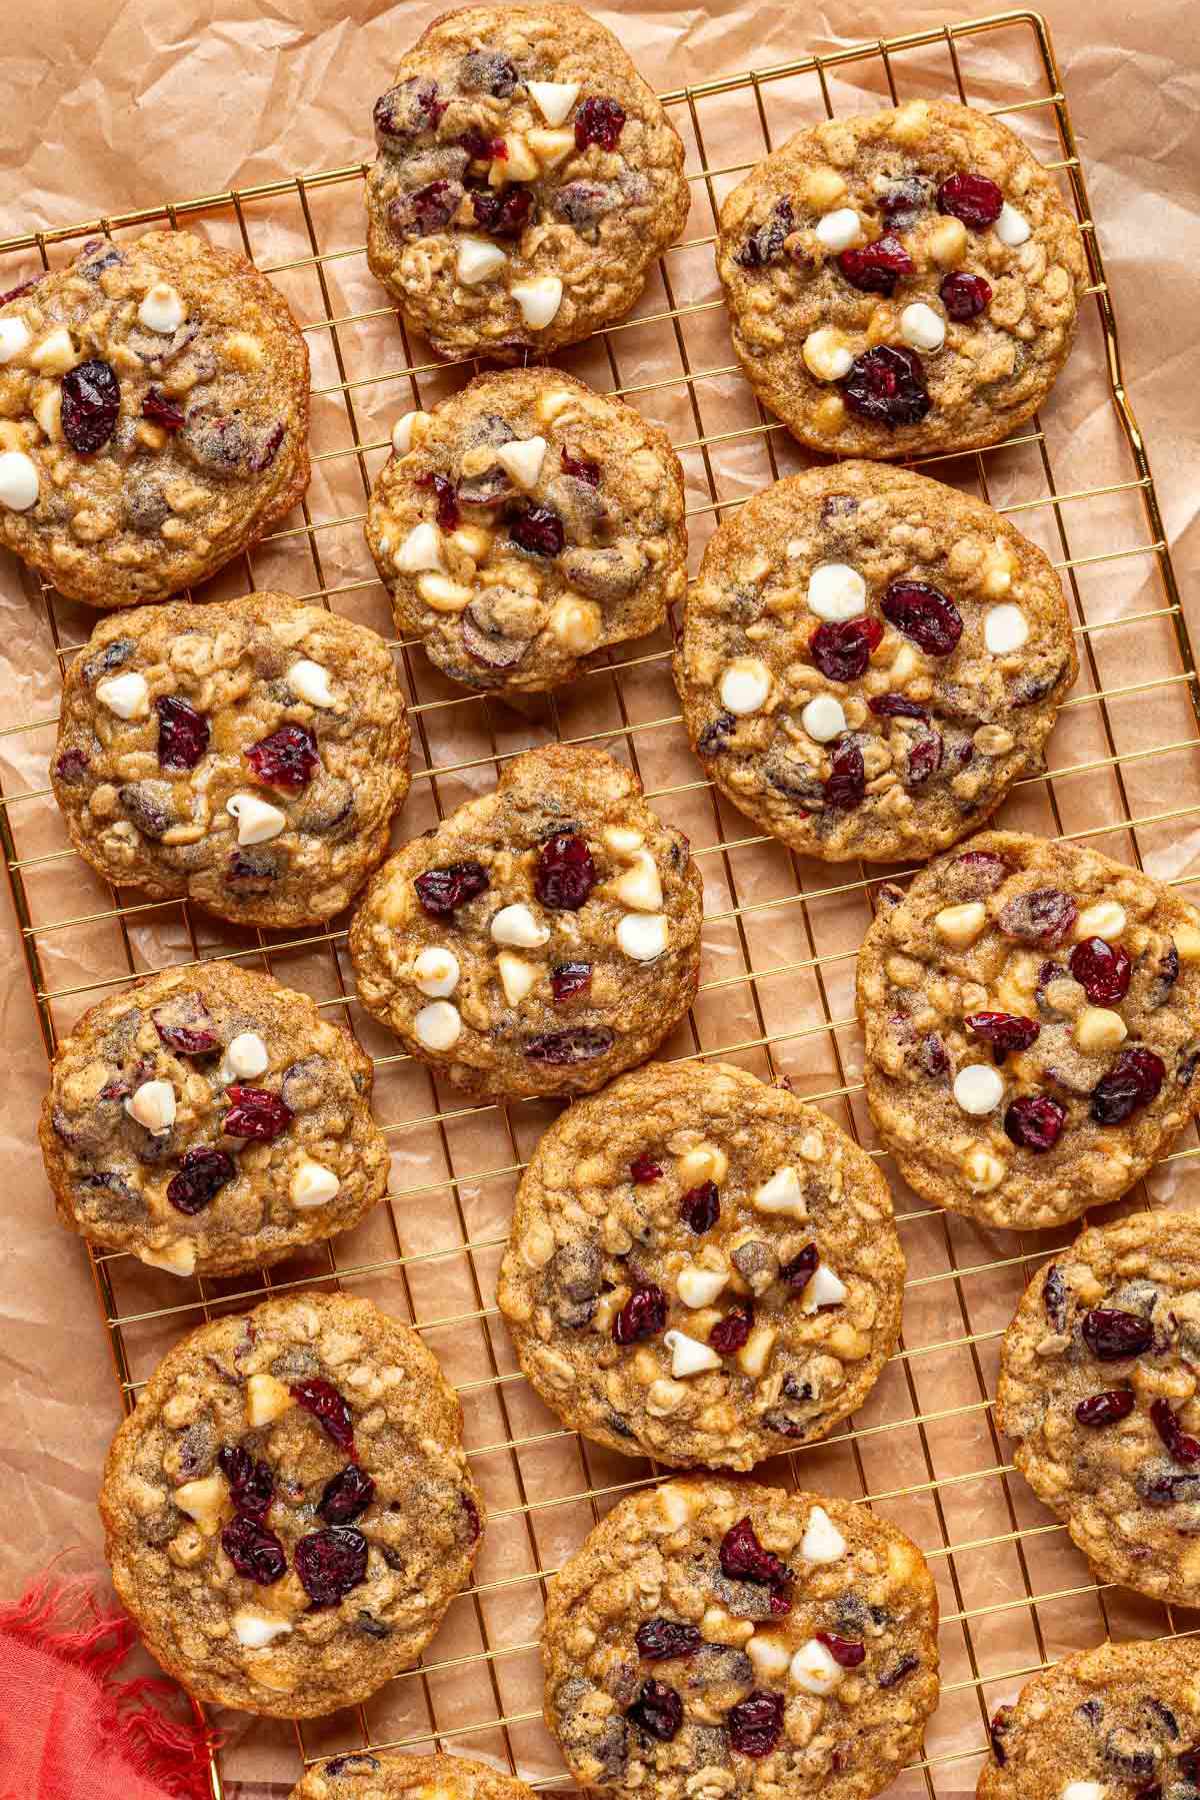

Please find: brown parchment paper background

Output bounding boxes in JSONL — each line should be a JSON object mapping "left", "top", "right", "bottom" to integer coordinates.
{"left": 1, "top": 2, "right": 1199, "bottom": 1795}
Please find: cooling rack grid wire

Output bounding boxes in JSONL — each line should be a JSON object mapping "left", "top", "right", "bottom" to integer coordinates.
{"left": 0, "top": 9, "right": 1195, "bottom": 1795}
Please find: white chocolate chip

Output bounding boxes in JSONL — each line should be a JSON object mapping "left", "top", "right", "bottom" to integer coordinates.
{"left": 227, "top": 792, "right": 287, "bottom": 846}
{"left": 226, "top": 1031, "right": 269, "bottom": 1079}
{"left": 416, "top": 571, "right": 472, "bottom": 611}
{"left": 391, "top": 409, "right": 431, "bottom": 456}
{"left": 126, "top": 1078, "right": 176, "bottom": 1134}
{"left": 175, "top": 1474, "right": 227, "bottom": 1535}
{"left": 526, "top": 128, "right": 575, "bottom": 169}
{"left": 752, "top": 1166, "right": 807, "bottom": 1219}
{"left": 790, "top": 1638, "right": 844, "bottom": 1696}
{"left": 497, "top": 950, "right": 539, "bottom": 1006}
{"left": 511, "top": 275, "right": 563, "bottom": 330}
{"left": 33, "top": 386, "right": 62, "bottom": 442}
{"left": 962, "top": 1144, "right": 1006, "bottom": 1192}
{"left": 807, "top": 563, "right": 867, "bottom": 622}
{"left": 995, "top": 202, "right": 1032, "bottom": 247}
{"left": 747, "top": 1635, "right": 792, "bottom": 1678}
{"left": 245, "top": 1372, "right": 294, "bottom": 1426}
{"left": 137, "top": 282, "right": 186, "bottom": 335}
{"left": 290, "top": 1160, "right": 341, "bottom": 1208}
{"left": 935, "top": 901, "right": 987, "bottom": 947}
{"left": 548, "top": 592, "right": 602, "bottom": 653}
{"left": 526, "top": 80, "right": 580, "bottom": 126}
{"left": 414, "top": 1000, "right": 462, "bottom": 1051}
{"left": 801, "top": 694, "right": 847, "bottom": 743}
{"left": 984, "top": 603, "right": 1029, "bottom": 655}
{"left": 413, "top": 945, "right": 460, "bottom": 998}
{"left": 658, "top": 1483, "right": 695, "bottom": 1529}
{"left": 801, "top": 1505, "right": 847, "bottom": 1563}
{"left": 613, "top": 850, "right": 663, "bottom": 913}
{"left": 0, "top": 449, "right": 39, "bottom": 512}
{"left": 814, "top": 207, "right": 862, "bottom": 252}
{"left": 1174, "top": 925, "right": 1200, "bottom": 964}
{"left": 719, "top": 656, "right": 772, "bottom": 716}
{"left": 138, "top": 1240, "right": 196, "bottom": 1277}
{"left": 663, "top": 1328, "right": 722, "bottom": 1378}
{"left": 233, "top": 1612, "right": 293, "bottom": 1648}
{"left": 801, "top": 1262, "right": 848, "bottom": 1313}
{"left": 456, "top": 237, "right": 508, "bottom": 285}
{"left": 28, "top": 325, "right": 79, "bottom": 375}
{"left": 617, "top": 914, "right": 669, "bottom": 962}
{"left": 95, "top": 671, "right": 150, "bottom": 719}
{"left": 1075, "top": 900, "right": 1126, "bottom": 942}
{"left": 1061, "top": 1786, "right": 1105, "bottom": 1800}
{"left": 736, "top": 1324, "right": 777, "bottom": 1379}
{"left": 495, "top": 436, "right": 547, "bottom": 489}
{"left": 676, "top": 1144, "right": 728, "bottom": 1186}
{"left": 287, "top": 659, "right": 336, "bottom": 708}
{"left": 490, "top": 902, "right": 550, "bottom": 948}
{"left": 395, "top": 521, "right": 445, "bottom": 574}
{"left": 605, "top": 825, "right": 644, "bottom": 857}
{"left": 802, "top": 327, "right": 853, "bottom": 382}
{"left": 0, "top": 317, "right": 32, "bottom": 364}
{"left": 677, "top": 1265, "right": 729, "bottom": 1309}
{"left": 1075, "top": 1006, "right": 1128, "bottom": 1054}
{"left": 899, "top": 301, "right": 945, "bottom": 352}
{"left": 953, "top": 1062, "right": 1004, "bottom": 1116}
{"left": 498, "top": 135, "right": 539, "bottom": 183}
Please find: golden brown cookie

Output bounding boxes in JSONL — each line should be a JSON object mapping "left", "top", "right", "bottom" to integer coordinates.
{"left": 290, "top": 1753, "right": 536, "bottom": 1800}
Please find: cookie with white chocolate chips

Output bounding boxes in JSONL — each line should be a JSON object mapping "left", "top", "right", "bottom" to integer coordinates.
{"left": 349, "top": 743, "right": 702, "bottom": 1098}
{"left": 291, "top": 1754, "right": 538, "bottom": 1800}
{"left": 0, "top": 230, "right": 309, "bottom": 605}
{"left": 52, "top": 593, "right": 411, "bottom": 928}
{"left": 99, "top": 1291, "right": 484, "bottom": 1717}
{"left": 498, "top": 1060, "right": 903, "bottom": 1468}
{"left": 858, "top": 832, "right": 1200, "bottom": 1230}
{"left": 675, "top": 464, "right": 1076, "bottom": 863}
{"left": 39, "top": 960, "right": 390, "bottom": 1279}
{"left": 366, "top": 368, "right": 687, "bottom": 694}
{"left": 542, "top": 1477, "right": 939, "bottom": 1800}
{"left": 716, "top": 100, "right": 1086, "bottom": 458}
{"left": 364, "top": 3, "right": 689, "bottom": 361}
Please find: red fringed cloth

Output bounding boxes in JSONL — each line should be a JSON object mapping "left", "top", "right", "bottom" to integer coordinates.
{"left": 0, "top": 1575, "right": 219, "bottom": 1799}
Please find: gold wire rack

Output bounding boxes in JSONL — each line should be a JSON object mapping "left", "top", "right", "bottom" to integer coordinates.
{"left": 1, "top": 9, "right": 1196, "bottom": 1796}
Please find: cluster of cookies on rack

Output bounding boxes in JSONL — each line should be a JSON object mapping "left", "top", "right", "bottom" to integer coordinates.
{"left": 5, "top": 4, "right": 1200, "bottom": 1797}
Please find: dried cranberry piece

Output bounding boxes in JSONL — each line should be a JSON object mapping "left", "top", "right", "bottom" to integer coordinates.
{"left": 55, "top": 747, "right": 91, "bottom": 785}
{"left": 1069, "top": 937, "right": 1132, "bottom": 1005}
{"left": 811, "top": 616, "right": 884, "bottom": 683}
{"left": 719, "top": 1517, "right": 790, "bottom": 1590}
{"left": 697, "top": 710, "right": 737, "bottom": 757}
{"left": 1149, "top": 943, "right": 1180, "bottom": 1008}
{"left": 575, "top": 96, "right": 626, "bottom": 151}
{"left": 880, "top": 580, "right": 963, "bottom": 656}
{"left": 61, "top": 358, "right": 121, "bottom": 454}
{"left": 218, "top": 1444, "right": 274, "bottom": 1518}
{"left": 156, "top": 696, "right": 210, "bottom": 773}
{"left": 1090, "top": 1047, "right": 1166, "bottom": 1124}
{"left": 869, "top": 694, "right": 929, "bottom": 720}
{"left": 613, "top": 1285, "right": 668, "bottom": 1345}
{"left": 249, "top": 422, "right": 285, "bottom": 473}
{"left": 966, "top": 1011, "right": 1041, "bottom": 1057}
{"left": 459, "top": 127, "right": 506, "bottom": 162}
{"left": 879, "top": 177, "right": 930, "bottom": 224}
{"left": 918, "top": 1033, "right": 949, "bottom": 1077}
{"left": 224, "top": 1086, "right": 293, "bottom": 1142}
{"left": 1179, "top": 1749, "right": 1200, "bottom": 1782}
{"left": 1151, "top": 1397, "right": 1200, "bottom": 1465}
{"left": 728, "top": 1690, "right": 784, "bottom": 1758}
{"left": 824, "top": 739, "right": 864, "bottom": 811}
{"left": 535, "top": 832, "right": 596, "bottom": 909}
{"left": 878, "top": 1654, "right": 919, "bottom": 1689}
{"left": 989, "top": 1706, "right": 1014, "bottom": 1766}
{"left": 461, "top": 50, "right": 518, "bottom": 96}
{"left": 1043, "top": 1264, "right": 1068, "bottom": 1332}
{"left": 999, "top": 889, "right": 1078, "bottom": 947}
{"left": 414, "top": 861, "right": 490, "bottom": 916}
{"left": 152, "top": 1001, "right": 218, "bottom": 1055}
{"left": 937, "top": 172, "right": 1004, "bottom": 230}
{"left": 1075, "top": 1389, "right": 1135, "bottom": 1428}
{"left": 627, "top": 1678, "right": 682, "bottom": 1742}
{"left": 509, "top": 501, "right": 565, "bottom": 557}
{"left": 1082, "top": 1307, "right": 1155, "bottom": 1361}
{"left": 709, "top": 1306, "right": 753, "bottom": 1354}
{"left": 294, "top": 1526, "right": 368, "bottom": 1607}
{"left": 560, "top": 447, "right": 601, "bottom": 485}
{"left": 416, "top": 471, "right": 460, "bottom": 529}
{"left": 735, "top": 198, "right": 795, "bottom": 270}
{"left": 290, "top": 1377, "right": 355, "bottom": 1451}
{"left": 1004, "top": 1094, "right": 1066, "bottom": 1151}
{"left": 462, "top": 1493, "right": 482, "bottom": 1542}
{"left": 525, "top": 1026, "right": 614, "bottom": 1064}
{"left": 221, "top": 1515, "right": 287, "bottom": 1584}
{"left": 318, "top": 1465, "right": 376, "bottom": 1525}
{"left": 630, "top": 1153, "right": 663, "bottom": 1184}
{"left": 0, "top": 276, "right": 40, "bottom": 305}
{"left": 836, "top": 234, "right": 914, "bottom": 294}
{"left": 228, "top": 848, "right": 279, "bottom": 889}
{"left": 393, "top": 179, "right": 461, "bottom": 239}
{"left": 246, "top": 724, "right": 319, "bottom": 794}
{"left": 940, "top": 271, "right": 993, "bottom": 320}
{"left": 471, "top": 185, "right": 533, "bottom": 237}
{"left": 634, "top": 1619, "right": 703, "bottom": 1662}
{"left": 551, "top": 961, "right": 592, "bottom": 1002}
{"left": 680, "top": 1181, "right": 720, "bottom": 1233}
{"left": 905, "top": 729, "right": 943, "bottom": 786}
{"left": 167, "top": 1147, "right": 236, "bottom": 1214}
{"left": 142, "top": 388, "right": 186, "bottom": 431}
{"left": 840, "top": 345, "right": 930, "bottom": 427}
{"left": 816, "top": 1631, "right": 866, "bottom": 1668}
{"left": 953, "top": 851, "right": 1010, "bottom": 896}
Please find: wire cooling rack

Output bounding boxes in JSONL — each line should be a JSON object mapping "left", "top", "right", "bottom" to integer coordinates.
{"left": 1, "top": 9, "right": 1197, "bottom": 1796}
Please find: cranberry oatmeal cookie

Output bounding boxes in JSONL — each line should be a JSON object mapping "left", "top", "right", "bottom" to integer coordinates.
{"left": 40, "top": 961, "right": 389, "bottom": 1279}
{"left": 100, "top": 1291, "right": 484, "bottom": 1717}
{"left": 498, "top": 1060, "right": 903, "bottom": 1468}
{"left": 291, "top": 1755, "right": 537, "bottom": 1800}
{"left": 857, "top": 832, "right": 1200, "bottom": 1230}
{"left": 364, "top": 3, "right": 689, "bottom": 360}
{"left": 716, "top": 100, "right": 1087, "bottom": 458}
{"left": 979, "top": 1637, "right": 1200, "bottom": 1799}
{"left": 367, "top": 368, "right": 686, "bottom": 694}
{"left": 0, "top": 230, "right": 309, "bottom": 605}
{"left": 52, "top": 593, "right": 411, "bottom": 928}
{"left": 675, "top": 464, "right": 1075, "bottom": 863}
{"left": 348, "top": 744, "right": 702, "bottom": 1099}
{"left": 996, "top": 1209, "right": 1200, "bottom": 1608}
{"left": 542, "top": 1477, "right": 939, "bottom": 1800}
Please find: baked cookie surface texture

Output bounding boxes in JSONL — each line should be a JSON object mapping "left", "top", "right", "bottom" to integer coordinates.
{"left": 290, "top": 1753, "right": 537, "bottom": 1800}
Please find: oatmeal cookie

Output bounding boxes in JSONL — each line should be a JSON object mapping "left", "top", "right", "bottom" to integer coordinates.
{"left": 996, "top": 1209, "right": 1200, "bottom": 1609}
{"left": 675, "top": 463, "right": 1075, "bottom": 862}
{"left": 364, "top": 3, "right": 689, "bottom": 360}
{"left": 857, "top": 832, "right": 1200, "bottom": 1230}
{"left": 498, "top": 1060, "right": 903, "bottom": 1469}
{"left": 979, "top": 1637, "right": 1200, "bottom": 1798}
{"left": 0, "top": 230, "right": 309, "bottom": 604}
{"left": 366, "top": 368, "right": 686, "bottom": 695}
{"left": 716, "top": 100, "right": 1087, "bottom": 458}
{"left": 52, "top": 592, "right": 411, "bottom": 928}
{"left": 99, "top": 1291, "right": 484, "bottom": 1717}
{"left": 542, "top": 1476, "right": 939, "bottom": 1800}
{"left": 290, "top": 1753, "right": 536, "bottom": 1800}
{"left": 348, "top": 743, "right": 702, "bottom": 1099}
{"left": 40, "top": 960, "right": 389, "bottom": 1279}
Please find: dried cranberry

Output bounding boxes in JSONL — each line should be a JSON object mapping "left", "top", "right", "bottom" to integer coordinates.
{"left": 781, "top": 1244, "right": 819, "bottom": 1290}
{"left": 918, "top": 1032, "right": 949, "bottom": 1077}
{"left": 1179, "top": 1749, "right": 1200, "bottom": 1782}
{"left": 837, "top": 234, "right": 914, "bottom": 294}
{"left": 680, "top": 1181, "right": 720, "bottom": 1232}
{"left": 709, "top": 1307, "right": 753, "bottom": 1354}
{"left": 966, "top": 1011, "right": 1040, "bottom": 1057}
{"left": 152, "top": 1001, "right": 217, "bottom": 1055}
{"left": 719, "top": 1517, "right": 790, "bottom": 1591}
{"left": 627, "top": 1678, "right": 682, "bottom": 1742}
{"left": 1151, "top": 1397, "right": 1200, "bottom": 1465}
{"left": 167, "top": 1147, "right": 236, "bottom": 1213}
{"left": 953, "top": 851, "right": 1010, "bottom": 896}
{"left": 551, "top": 961, "right": 592, "bottom": 1002}
{"left": 462, "top": 1493, "right": 482, "bottom": 1542}
{"left": 227, "top": 849, "right": 279, "bottom": 889}
{"left": 905, "top": 729, "right": 943, "bottom": 786}
{"left": 246, "top": 724, "right": 319, "bottom": 794}
{"left": 937, "top": 172, "right": 1004, "bottom": 230}
{"left": 142, "top": 388, "right": 186, "bottom": 431}
{"left": 824, "top": 739, "right": 865, "bottom": 811}
{"left": 634, "top": 1619, "right": 702, "bottom": 1662}
{"left": 811, "top": 616, "right": 884, "bottom": 683}
{"left": 1149, "top": 943, "right": 1180, "bottom": 1008}
{"left": 54, "top": 748, "right": 89, "bottom": 784}
{"left": 1070, "top": 937, "right": 1132, "bottom": 1006}
{"left": 294, "top": 1526, "right": 368, "bottom": 1607}
{"left": 880, "top": 580, "right": 963, "bottom": 656}
{"left": 218, "top": 1444, "right": 274, "bottom": 1518}
{"left": 416, "top": 471, "right": 460, "bottom": 529}
{"left": 560, "top": 447, "right": 601, "bottom": 485}
{"left": 524, "top": 1026, "right": 614, "bottom": 1063}
{"left": 940, "top": 271, "right": 992, "bottom": 320}
{"left": 1004, "top": 1094, "right": 1066, "bottom": 1151}
{"left": 575, "top": 96, "right": 625, "bottom": 151}
{"left": 728, "top": 1690, "right": 784, "bottom": 1758}
{"left": 459, "top": 127, "right": 506, "bottom": 162}
{"left": 535, "top": 832, "right": 596, "bottom": 909}
{"left": 1044, "top": 1264, "right": 1068, "bottom": 1332}
{"left": 698, "top": 710, "right": 737, "bottom": 756}
{"left": 878, "top": 1654, "right": 919, "bottom": 1689}
{"left": 816, "top": 1631, "right": 866, "bottom": 1668}
{"left": 1082, "top": 1307, "right": 1155, "bottom": 1361}
{"left": 613, "top": 1285, "right": 668, "bottom": 1345}
{"left": 290, "top": 1377, "right": 355, "bottom": 1452}
{"left": 61, "top": 358, "right": 121, "bottom": 454}
{"left": 471, "top": 185, "right": 533, "bottom": 237}
{"left": 392, "top": 180, "right": 461, "bottom": 238}
{"left": 735, "top": 199, "right": 795, "bottom": 270}
{"left": 414, "top": 861, "right": 489, "bottom": 916}
{"left": 840, "top": 345, "right": 930, "bottom": 427}
{"left": 509, "top": 501, "right": 565, "bottom": 557}
{"left": 224, "top": 1086, "right": 292, "bottom": 1142}
{"left": 1075, "top": 1389, "right": 1135, "bottom": 1428}
{"left": 221, "top": 1515, "right": 287, "bottom": 1584}
{"left": 0, "top": 276, "right": 40, "bottom": 305}
{"left": 318, "top": 1465, "right": 376, "bottom": 1525}
{"left": 879, "top": 176, "right": 930, "bottom": 224}
{"left": 990, "top": 1706, "right": 1014, "bottom": 1766}
{"left": 1090, "top": 1047, "right": 1166, "bottom": 1124}
{"left": 869, "top": 694, "right": 928, "bottom": 720}
{"left": 249, "top": 423, "right": 285, "bottom": 473}
{"left": 999, "top": 889, "right": 1078, "bottom": 947}
{"left": 630, "top": 1153, "right": 663, "bottom": 1184}
{"left": 156, "top": 696, "right": 210, "bottom": 773}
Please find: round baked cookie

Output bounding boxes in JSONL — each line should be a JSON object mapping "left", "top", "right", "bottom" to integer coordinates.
{"left": 675, "top": 463, "right": 1076, "bottom": 862}
{"left": 858, "top": 831, "right": 1200, "bottom": 1229}
{"left": 363, "top": 3, "right": 689, "bottom": 360}
{"left": 99, "top": 1291, "right": 484, "bottom": 1717}
{"left": 498, "top": 1059, "right": 903, "bottom": 1469}
{"left": 52, "top": 592, "right": 411, "bottom": 928}
{"left": 0, "top": 230, "right": 309, "bottom": 605}
{"left": 996, "top": 1209, "right": 1200, "bottom": 1608}
{"left": 291, "top": 1753, "right": 536, "bottom": 1800}
{"left": 366, "top": 368, "right": 687, "bottom": 695}
{"left": 715, "top": 100, "right": 1087, "bottom": 458}
{"left": 542, "top": 1476, "right": 939, "bottom": 1800}
{"left": 40, "top": 960, "right": 389, "bottom": 1279}
{"left": 348, "top": 743, "right": 702, "bottom": 1099}
{"left": 979, "top": 1638, "right": 1200, "bottom": 1799}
